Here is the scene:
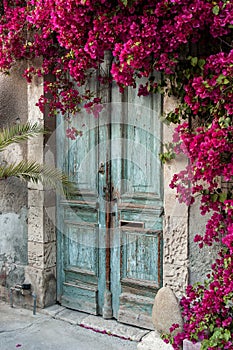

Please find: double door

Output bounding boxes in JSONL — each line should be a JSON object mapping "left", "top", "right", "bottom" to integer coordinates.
{"left": 57, "top": 77, "right": 163, "bottom": 329}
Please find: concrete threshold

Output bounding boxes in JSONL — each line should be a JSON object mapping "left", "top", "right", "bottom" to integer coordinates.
{"left": 42, "top": 305, "right": 149, "bottom": 342}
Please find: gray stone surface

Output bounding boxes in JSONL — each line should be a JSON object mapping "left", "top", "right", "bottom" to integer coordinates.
{"left": 189, "top": 199, "right": 221, "bottom": 285}
{"left": 163, "top": 216, "right": 189, "bottom": 298}
{"left": 137, "top": 331, "right": 173, "bottom": 350}
{"left": 0, "top": 302, "right": 138, "bottom": 350}
{"left": 82, "top": 315, "right": 149, "bottom": 341}
{"left": 42, "top": 305, "right": 149, "bottom": 342}
{"left": 41, "top": 304, "right": 65, "bottom": 317}
{"left": 0, "top": 65, "right": 29, "bottom": 305}
{"left": 162, "top": 105, "right": 189, "bottom": 298}
{"left": 152, "top": 287, "right": 183, "bottom": 335}
{"left": 55, "top": 308, "right": 87, "bottom": 325}
{"left": 183, "top": 339, "right": 201, "bottom": 350}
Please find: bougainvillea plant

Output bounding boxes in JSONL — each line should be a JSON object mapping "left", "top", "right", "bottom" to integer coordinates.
{"left": 0, "top": 0, "right": 232, "bottom": 348}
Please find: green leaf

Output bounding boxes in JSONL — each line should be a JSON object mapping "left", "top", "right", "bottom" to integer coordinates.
{"left": 121, "top": 0, "right": 128, "bottom": 6}
{"left": 223, "top": 330, "right": 231, "bottom": 341}
{"left": 219, "top": 192, "right": 227, "bottom": 203}
{"left": 0, "top": 160, "right": 76, "bottom": 195}
{"left": 203, "top": 80, "right": 210, "bottom": 88}
{"left": 198, "top": 59, "right": 206, "bottom": 69}
{"left": 0, "top": 123, "right": 46, "bottom": 152}
{"left": 211, "top": 193, "right": 218, "bottom": 202}
{"left": 223, "top": 78, "right": 229, "bottom": 84}
{"left": 216, "top": 74, "right": 227, "bottom": 84}
{"left": 126, "top": 54, "right": 133, "bottom": 65}
{"left": 212, "top": 5, "right": 220, "bottom": 15}
{"left": 0, "top": 122, "right": 76, "bottom": 196}
{"left": 191, "top": 57, "right": 198, "bottom": 67}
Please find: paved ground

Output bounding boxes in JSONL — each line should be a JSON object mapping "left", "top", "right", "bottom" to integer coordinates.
{"left": 0, "top": 302, "right": 173, "bottom": 350}
{"left": 0, "top": 302, "right": 141, "bottom": 350}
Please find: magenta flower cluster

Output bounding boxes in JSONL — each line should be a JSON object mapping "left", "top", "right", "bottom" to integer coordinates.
{"left": 169, "top": 236, "right": 233, "bottom": 349}
{"left": 0, "top": 1, "right": 232, "bottom": 348}
{"left": 0, "top": 0, "right": 232, "bottom": 116}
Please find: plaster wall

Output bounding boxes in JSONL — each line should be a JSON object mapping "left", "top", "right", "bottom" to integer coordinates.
{"left": 0, "top": 64, "right": 28, "bottom": 301}
{"left": 189, "top": 200, "right": 221, "bottom": 285}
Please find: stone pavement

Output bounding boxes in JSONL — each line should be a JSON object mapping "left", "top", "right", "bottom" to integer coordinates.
{"left": 0, "top": 302, "right": 173, "bottom": 350}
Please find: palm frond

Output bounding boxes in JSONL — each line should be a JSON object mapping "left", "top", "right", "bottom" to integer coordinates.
{"left": 0, "top": 160, "right": 76, "bottom": 195}
{"left": 0, "top": 123, "right": 46, "bottom": 151}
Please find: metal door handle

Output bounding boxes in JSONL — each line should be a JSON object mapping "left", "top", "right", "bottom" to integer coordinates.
{"left": 103, "top": 185, "right": 114, "bottom": 195}
{"left": 98, "top": 162, "right": 105, "bottom": 175}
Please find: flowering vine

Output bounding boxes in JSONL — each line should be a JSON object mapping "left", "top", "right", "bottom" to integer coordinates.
{"left": 0, "top": 0, "right": 233, "bottom": 349}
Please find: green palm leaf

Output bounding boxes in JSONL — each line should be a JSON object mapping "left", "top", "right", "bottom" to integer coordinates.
{"left": 0, "top": 122, "right": 76, "bottom": 195}
{"left": 0, "top": 160, "right": 76, "bottom": 195}
{"left": 0, "top": 123, "right": 46, "bottom": 151}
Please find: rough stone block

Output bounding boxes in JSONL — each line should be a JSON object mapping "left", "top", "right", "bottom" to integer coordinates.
{"left": 42, "top": 304, "right": 65, "bottom": 317}
{"left": 183, "top": 339, "right": 201, "bottom": 350}
{"left": 28, "top": 189, "right": 44, "bottom": 207}
{"left": 25, "top": 266, "right": 56, "bottom": 308}
{"left": 163, "top": 264, "right": 189, "bottom": 297}
{"left": 137, "top": 330, "right": 173, "bottom": 350}
{"left": 0, "top": 180, "right": 27, "bottom": 214}
{"left": 189, "top": 199, "right": 220, "bottom": 285}
{"left": 55, "top": 308, "right": 87, "bottom": 325}
{"left": 164, "top": 216, "right": 189, "bottom": 264}
{"left": 44, "top": 242, "right": 56, "bottom": 269}
{"left": 43, "top": 267, "right": 57, "bottom": 307}
{"left": 28, "top": 200, "right": 56, "bottom": 243}
{"left": 163, "top": 214, "right": 189, "bottom": 296}
{"left": 28, "top": 241, "right": 44, "bottom": 268}
{"left": 28, "top": 206, "right": 44, "bottom": 242}
{"left": 44, "top": 209, "right": 56, "bottom": 242}
{"left": 27, "top": 181, "right": 43, "bottom": 191}
{"left": 82, "top": 315, "right": 149, "bottom": 341}
{"left": 28, "top": 136, "right": 44, "bottom": 164}
{"left": 152, "top": 287, "right": 183, "bottom": 335}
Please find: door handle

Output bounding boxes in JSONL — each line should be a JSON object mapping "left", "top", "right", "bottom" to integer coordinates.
{"left": 98, "top": 162, "right": 105, "bottom": 175}
{"left": 103, "top": 185, "right": 114, "bottom": 196}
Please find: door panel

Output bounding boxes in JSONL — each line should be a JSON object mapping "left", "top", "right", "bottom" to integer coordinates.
{"left": 57, "top": 73, "right": 163, "bottom": 329}
{"left": 57, "top": 108, "right": 103, "bottom": 314}
{"left": 109, "top": 79, "right": 163, "bottom": 328}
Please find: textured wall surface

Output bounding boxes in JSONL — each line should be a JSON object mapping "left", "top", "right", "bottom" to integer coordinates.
{"left": 0, "top": 64, "right": 28, "bottom": 302}
{"left": 0, "top": 64, "right": 56, "bottom": 308}
{"left": 189, "top": 200, "right": 221, "bottom": 285}
{"left": 162, "top": 95, "right": 220, "bottom": 294}
{"left": 25, "top": 71, "right": 57, "bottom": 308}
{"left": 162, "top": 95, "right": 189, "bottom": 298}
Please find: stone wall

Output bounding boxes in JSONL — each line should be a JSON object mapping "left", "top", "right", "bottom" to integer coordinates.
{"left": 0, "top": 64, "right": 28, "bottom": 302}
{"left": 0, "top": 64, "right": 56, "bottom": 309}
{"left": 162, "top": 95, "right": 189, "bottom": 298}
{"left": 162, "top": 95, "right": 221, "bottom": 292}
{"left": 25, "top": 71, "right": 57, "bottom": 308}
{"left": 189, "top": 199, "right": 221, "bottom": 285}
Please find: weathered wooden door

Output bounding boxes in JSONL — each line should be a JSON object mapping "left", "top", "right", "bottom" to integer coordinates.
{"left": 57, "top": 73, "right": 163, "bottom": 329}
